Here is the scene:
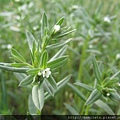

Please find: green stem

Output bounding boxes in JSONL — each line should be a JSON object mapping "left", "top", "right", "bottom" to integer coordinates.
{"left": 85, "top": 105, "right": 90, "bottom": 115}
{"left": 78, "top": 35, "right": 90, "bottom": 80}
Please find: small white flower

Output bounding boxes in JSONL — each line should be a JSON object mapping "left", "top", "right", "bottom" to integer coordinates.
{"left": 7, "top": 44, "right": 12, "bottom": 49}
{"left": 42, "top": 68, "right": 51, "bottom": 78}
{"left": 53, "top": 25, "right": 60, "bottom": 33}
{"left": 38, "top": 71, "right": 41, "bottom": 76}
{"left": 118, "top": 83, "right": 120, "bottom": 86}
{"left": 106, "top": 93, "right": 110, "bottom": 97}
{"left": 104, "top": 16, "right": 111, "bottom": 23}
{"left": 116, "top": 53, "right": 120, "bottom": 60}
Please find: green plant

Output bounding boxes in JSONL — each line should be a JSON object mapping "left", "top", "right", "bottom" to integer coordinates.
{"left": 0, "top": 12, "right": 75, "bottom": 115}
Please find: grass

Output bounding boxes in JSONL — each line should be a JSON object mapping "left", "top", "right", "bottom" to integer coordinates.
{"left": 0, "top": 0, "right": 120, "bottom": 115}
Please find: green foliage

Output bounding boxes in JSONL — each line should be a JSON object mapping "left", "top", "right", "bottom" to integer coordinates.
{"left": 0, "top": 0, "right": 120, "bottom": 116}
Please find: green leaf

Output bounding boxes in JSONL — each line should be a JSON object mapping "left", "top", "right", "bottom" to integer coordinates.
{"left": 26, "top": 30, "right": 36, "bottom": 52}
{"left": 103, "top": 78, "right": 119, "bottom": 87}
{"left": 27, "top": 68, "right": 40, "bottom": 75}
{"left": 95, "top": 100, "right": 115, "bottom": 115}
{"left": 68, "top": 83, "right": 86, "bottom": 101}
{"left": 11, "top": 48, "right": 26, "bottom": 63}
{"left": 13, "top": 73, "right": 27, "bottom": 82}
{"left": 40, "top": 50, "right": 48, "bottom": 68}
{"left": 19, "top": 75, "right": 34, "bottom": 87}
{"left": 28, "top": 94, "right": 38, "bottom": 115}
{"left": 110, "top": 92, "right": 120, "bottom": 101}
{"left": 110, "top": 70, "right": 120, "bottom": 80}
{"left": 0, "top": 64, "right": 29, "bottom": 73}
{"left": 56, "top": 17, "right": 64, "bottom": 26}
{"left": 41, "top": 12, "right": 48, "bottom": 38}
{"left": 11, "top": 63, "right": 31, "bottom": 67}
{"left": 86, "top": 89, "right": 101, "bottom": 105}
{"left": 46, "top": 38, "right": 71, "bottom": 49}
{"left": 43, "top": 78, "right": 55, "bottom": 96}
{"left": 49, "top": 45, "right": 67, "bottom": 62}
{"left": 32, "top": 84, "right": 44, "bottom": 111}
{"left": 74, "top": 82, "right": 93, "bottom": 92}
{"left": 45, "top": 75, "right": 71, "bottom": 101}
{"left": 57, "top": 29, "right": 76, "bottom": 38}
{"left": 92, "top": 56, "right": 102, "bottom": 84}
{"left": 48, "top": 75, "right": 57, "bottom": 90}
{"left": 64, "top": 103, "right": 79, "bottom": 115}
{"left": 47, "top": 56, "right": 68, "bottom": 69}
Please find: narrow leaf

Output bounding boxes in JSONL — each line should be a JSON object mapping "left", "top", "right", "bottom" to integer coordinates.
{"left": 95, "top": 100, "right": 115, "bottom": 115}
{"left": 68, "top": 83, "right": 86, "bottom": 101}
{"left": 45, "top": 75, "right": 71, "bottom": 101}
{"left": 27, "top": 68, "right": 40, "bottom": 75}
{"left": 43, "top": 79, "right": 55, "bottom": 96}
{"left": 26, "top": 31, "right": 36, "bottom": 52}
{"left": 11, "top": 48, "right": 26, "bottom": 63}
{"left": 11, "top": 63, "right": 31, "bottom": 67}
{"left": 28, "top": 94, "right": 38, "bottom": 115}
{"left": 32, "top": 84, "right": 44, "bottom": 111}
{"left": 86, "top": 89, "right": 101, "bottom": 105}
{"left": 64, "top": 103, "right": 79, "bottom": 115}
{"left": 49, "top": 45, "right": 67, "bottom": 62}
{"left": 49, "top": 75, "right": 57, "bottom": 90}
{"left": 14, "top": 73, "right": 27, "bottom": 82}
{"left": 46, "top": 38, "right": 71, "bottom": 49}
{"left": 40, "top": 50, "right": 48, "bottom": 68}
{"left": 74, "top": 82, "right": 93, "bottom": 92}
{"left": 56, "top": 17, "right": 64, "bottom": 26}
{"left": 41, "top": 12, "right": 48, "bottom": 38}
{"left": 110, "top": 92, "right": 120, "bottom": 101}
{"left": 19, "top": 75, "right": 34, "bottom": 87}
{"left": 0, "top": 64, "right": 29, "bottom": 73}
{"left": 57, "top": 29, "right": 76, "bottom": 38}
{"left": 47, "top": 56, "right": 68, "bottom": 69}
{"left": 92, "top": 56, "right": 102, "bottom": 84}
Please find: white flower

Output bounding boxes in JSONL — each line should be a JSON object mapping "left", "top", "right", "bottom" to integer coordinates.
{"left": 106, "top": 93, "right": 110, "bottom": 97}
{"left": 104, "top": 16, "right": 111, "bottom": 23}
{"left": 116, "top": 53, "right": 120, "bottom": 60}
{"left": 38, "top": 71, "right": 41, "bottom": 76}
{"left": 53, "top": 25, "right": 60, "bottom": 33}
{"left": 42, "top": 68, "right": 51, "bottom": 78}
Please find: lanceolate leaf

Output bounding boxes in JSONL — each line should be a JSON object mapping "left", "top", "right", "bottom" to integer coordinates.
{"left": 27, "top": 68, "right": 40, "bottom": 75}
{"left": 26, "top": 31, "right": 37, "bottom": 52}
{"left": 45, "top": 75, "right": 71, "bottom": 101}
{"left": 46, "top": 38, "right": 71, "bottom": 49}
{"left": 86, "top": 89, "right": 101, "bottom": 105}
{"left": 68, "top": 83, "right": 86, "bottom": 101}
{"left": 57, "top": 29, "right": 76, "bottom": 38}
{"left": 95, "top": 100, "right": 115, "bottom": 115}
{"left": 28, "top": 94, "right": 38, "bottom": 115}
{"left": 11, "top": 48, "right": 26, "bottom": 63}
{"left": 32, "top": 84, "right": 44, "bottom": 111}
{"left": 19, "top": 75, "right": 34, "bottom": 87}
{"left": 64, "top": 103, "right": 79, "bottom": 115}
{"left": 47, "top": 56, "right": 68, "bottom": 69}
{"left": 11, "top": 63, "right": 31, "bottom": 68}
{"left": 49, "top": 75, "right": 57, "bottom": 90}
{"left": 49, "top": 45, "right": 67, "bottom": 62}
{"left": 56, "top": 17, "right": 64, "bottom": 26}
{"left": 74, "top": 82, "right": 93, "bottom": 92}
{"left": 0, "top": 64, "right": 29, "bottom": 73}
{"left": 110, "top": 92, "right": 120, "bottom": 101}
{"left": 41, "top": 12, "right": 48, "bottom": 38}
{"left": 92, "top": 56, "right": 102, "bottom": 84}
{"left": 43, "top": 78, "right": 55, "bottom": 96}
{"left": 40, "top": 50, "right": 48, "bottom": 68}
